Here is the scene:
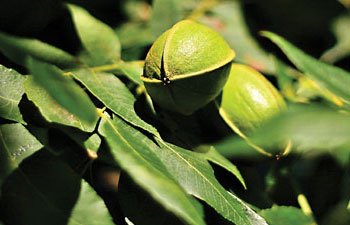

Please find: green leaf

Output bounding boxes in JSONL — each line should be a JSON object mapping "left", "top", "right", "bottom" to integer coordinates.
{"left": 321, "top": 15, "right": 350, "bottom": 64}
{"left": 72, "top": 69, "right": 158, "bottom": 136}
{"left": 256, "top": 105, "right": 350, "bottom": 152}
{"left": 321, "top": 200, "right": 350, "bottom": 225}
{"left": 0, "top": 31, "right": 76, "bottom": 68}
{"left": 199, "top": 1, "right": 275, "bottom": 73}
{"left": 214, "top": 137, "right": 263, "bottom": 159}
{"left": 156, "top": 140, "right": 268, "bottom": 225}
{"left": 195, "top": 145, "right": 246, "bottom": 189}
{"left": 26, "top": 58, "right": 98, "bottom": 125}
{"left": 68, "top": 180, "right": 113, "bottom": 225}
{"left": 116, "top": 61, "right": 143, "bottom": 85}
{"left": 259, "top": 206, "right": 315, "bottom": 225}
{"left": 116, "top": 22, "right": 154, "bottom": 50}
{"left": 261, "top": 31, "right": 350, "bottom": 100}
{"left": 216, "top": 105, "right": 350, "bottom": 164}
{"left": 0, "top": 123, "right": 42, "bottom": 187}
{"left": 0, "top": 65, "right": 25, "bottom": 123}
{"left": 67, "top": 3, "right": 121, "bottom": 65}
{"left": 98, "top": 114, "right": 205, "bottom": 225}
{"left": 1, "top": 150, "right": 114, "bottom": 225}
{"left": 24, "top": 76, "right": 97, "bottom": 132}
{"left": 118, "top": 174, "right": 185, "bottom": 225}
{"left": 84, "top": 133, "right": 101, "bottom": 153}
{"left": 150, "top": 0, "right": 182, "bottom": 37}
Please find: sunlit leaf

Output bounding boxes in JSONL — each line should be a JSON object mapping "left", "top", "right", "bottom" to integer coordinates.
{"left": 24, "top": 76, "right": 97, "bottom": 132}
{"left": 0, "top": 31, "right": 76, "bottom": 68}
{"left": 26, "top": 58, "right": 98, "bottom": 125}
{"left": 67, "top": 3, "right": 121, "bottom": 65}
{"left": 259, "top": 206, "right": 315, "bottom": 225}
{"left": 262, "top": 31, "right": 350, "bottom": 100}
{"left": 1, "top": 150, "right": 114, "bottom": 225}
{"left": 0, "top": 123, "right": 42, "bottom": 187}
{"left": 98, "top": 114, "right": 205, "bottom": 225}
{"left": 0, "top": 65, "right": 25, "bottom": 123}
{"left": 72, "top": 69, "right": 158, "bottom": 136}
{"left": 156, "top": 140, "right": 268, "bottom": 225}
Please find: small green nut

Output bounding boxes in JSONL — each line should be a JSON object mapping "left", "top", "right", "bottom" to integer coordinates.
{"left": 220, "top": 63, "right": 286, "bottom": 134}
{"left": 141, "top": 20, "right": 235, "bottom": 115}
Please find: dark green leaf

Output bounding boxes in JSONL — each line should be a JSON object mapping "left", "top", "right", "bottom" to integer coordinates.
{"left": 199, "top": 1, "right": 275, "bottom": 73}
{"left": 0, "top": 31, "right": 76, "bottom": 68}
{"left": 262, "top": 31, "right": 350, "bottom": 100}
{"left": 156, "top": 140, "right": 268, "bottom": 225}
{"left": 1, "top": 150, "right": 114, "bottom": 225}
{"left": 67, "top": 3, "right": 121, "bottom": 65}
{"left": 116, "top": 22, "right": 154, "bottom": 50}
{"left": 0, "top": 65, "right": 25, "bottom": 123}
{"left": 321, "top": 200, "right": 350, "bottom": 225}
{"left": 150, "top": 0, "right": 182, "bottom": 37}
{"left": 118, "top": 174, "right": 185, "bottom": 225}
{"left": 72, "top": 69, "right": 158, "bottom": 136}
{"left": 68, "top": 180, "right": 113, "bottom": 225}
{"left": 98, "top": 114, "right": 205, "bottom": 225}
{"left": 24, "top": 76, "right": 97, "bottom": 132}
{"left": 195, "top": 145, "right": 246, "bottom": 189}
{"left": 84, "top": 134, "right": 101, "bottom": 153}
{"left": 0, "top": 123, "right": 42, "bottom": 187}
{"left": 26, "top": 58, "right": 98, "bottom": 125}
{"left": 259, "top": 206, "right": 314, "bottom": 225}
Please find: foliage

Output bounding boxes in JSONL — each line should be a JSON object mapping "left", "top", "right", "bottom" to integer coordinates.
{"left": 0, "top": 1, "right": 349, "bottom": 225}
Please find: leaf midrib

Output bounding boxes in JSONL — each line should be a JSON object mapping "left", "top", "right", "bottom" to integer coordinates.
{"left": 159, "top": 140, "right": 247, "bottom": 224}
{"left": 0, "top": 95, "right": 18, "bottom": 103}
